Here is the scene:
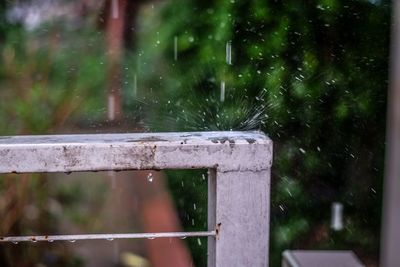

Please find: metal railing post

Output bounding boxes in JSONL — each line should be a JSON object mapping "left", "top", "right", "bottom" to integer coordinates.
{"left": 213, "top": 169, "right": 270, "bottom": 266}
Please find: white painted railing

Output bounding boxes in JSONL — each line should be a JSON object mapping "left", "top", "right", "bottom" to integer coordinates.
{"left": 0, "top": 131, "right": 272, "bottom": 267}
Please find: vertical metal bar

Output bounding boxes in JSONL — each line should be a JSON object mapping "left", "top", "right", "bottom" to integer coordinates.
{"left": 381, "top": 0, "right": 400, "bottom": 266}
{"left": 215, "top": 169, "right": 270, "bottom": 266}
{"left": 208, "top": 169, "right": 217, "bottom": 267}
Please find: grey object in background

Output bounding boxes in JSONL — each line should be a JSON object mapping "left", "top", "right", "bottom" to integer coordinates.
{"left": 282, "top": 250, "right": 365, "bottom": 267}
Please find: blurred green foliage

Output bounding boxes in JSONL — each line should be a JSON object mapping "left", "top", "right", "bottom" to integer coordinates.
{"left": 134, "top": 0, "right": 390, "bottom": 265}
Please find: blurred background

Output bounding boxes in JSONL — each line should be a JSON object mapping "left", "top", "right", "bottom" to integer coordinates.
{"left": 0, "top": 0, "right": 392, "bottom": 266}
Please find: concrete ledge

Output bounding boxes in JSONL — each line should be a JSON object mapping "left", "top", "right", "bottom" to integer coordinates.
{"left": 0, "top": 131, "right": 272, "bottom": 173}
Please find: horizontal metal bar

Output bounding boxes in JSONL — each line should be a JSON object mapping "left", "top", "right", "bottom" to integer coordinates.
{"left": 0, "top": 231, "right": 216, "bottom": 243}
{"left": 0, "top": 131, "right": 272, "bottom": 173}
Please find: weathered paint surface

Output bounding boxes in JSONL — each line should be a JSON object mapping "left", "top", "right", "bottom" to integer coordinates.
{"left": 0, "top": 131, "right": 272, "bottom": 173}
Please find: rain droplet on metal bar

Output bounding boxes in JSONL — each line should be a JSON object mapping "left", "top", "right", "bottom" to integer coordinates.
{"left": 147, "top": 172, "right": 154, "bottom": 182}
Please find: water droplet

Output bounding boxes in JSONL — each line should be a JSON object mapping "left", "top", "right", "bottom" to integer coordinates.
{"left": 111, "top": 0, "right": 119, "bottom": 19}
{"left": 12, "top": 241, "right": 18, "bottom": 244}
{"left": 180, "top": 236, "right": 187, "bottom": 239}
{"left": 147, "top": 172, "right": 154, "bottom": 182}
{"left": 197, "top": 238, "right": 202, "bottom": 246}
{"left": 193, "top": 203, "right": 197, "bottom": 210}
{"left": 107, "top": 238, "right": 114, "bottom": 241}
{"left": 133, "top": 73, "right": 137, "bottom": 97}
{"left": 69, "top": 240, "right": 76, "bottom": 243}
{"left": 299, "top": 148, "right": 306, "bottom": 154}
{"left": 202, "top": 174, "right": 206, "bottom": 180}
{"left": 174, "top": 36, "right": 178, "bottom": 61}
{"left": 147, "top": 237, "right": 155, "bottom": 240}
{"left": 226, "top": 41, "right": 232, "bottom": 65}
{"left": 220, "top": 81, "right": 225, "bottom": 102}
{"left": 48, "top": 239, "right": 54, "bottom": 243}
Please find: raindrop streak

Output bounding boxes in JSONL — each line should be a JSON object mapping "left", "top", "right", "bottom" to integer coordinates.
{"left": 220, "top": 81, "right": 225, "bottom": 102}
{"left": 147, "top": 172, "right": 154, "bottom": 182}
{"left": 226, "top": 41, "right": 232, "bottom": 65}
{"left": 197, "top": 238, "right": 202, "bottom": 246}
{"left": 108, "top": 171, "right": 117, "bottom": 190}
{"left": 174, "top": 36, "right": 178, "bottom": 61}
{"left": 133, "top": 73, "right": 137, "bottom": 97}
{"left": 113, "top": 243, "right": 120, "bottom": 265}
{"left": 111, "top": 0, "right": 119, "bottom": 19}
{"left": 108, "top": 95, "right": 116, "bottom": 121}
{"left": 180, "top": 236, "right": 187, "bottom": 239}
{"left": 331, "top": 202, "right": 344, "bottom": 231}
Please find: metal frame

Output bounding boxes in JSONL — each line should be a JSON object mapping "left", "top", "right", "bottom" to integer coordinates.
{"left": 0, "top": 131, "right": 272, "bottom": 267}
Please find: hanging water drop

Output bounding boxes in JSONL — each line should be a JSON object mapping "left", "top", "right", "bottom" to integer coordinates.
{"left": 147, "top": 172, "right": 154, "bottom": 182}
{"left": 69, "top": 240, "right": 76, "bottom": 243}
{"left": 12, "top": 241, "right": 18, "bottom": 244}
{"left": 107, "top": 238, "right": 114, "bottom": 241}
{"left": 197, "top": 238, "right": 202, "bottom": 246}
